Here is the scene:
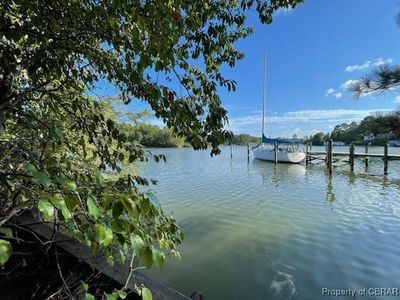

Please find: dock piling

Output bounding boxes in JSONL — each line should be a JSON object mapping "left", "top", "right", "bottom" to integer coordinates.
{"left": 349, "top": 144, "right": 355, "bottom": 172}
{"left": 365, "top": 145, "right": 369, "bottom": 169}
{"left": 384, "top": 143, "right": 388, "bottom": 175}
{"left": 305, "top": 143, "right": 309, "bottom": 165}
{"left": 230, "top": 143, "right": 233, "bottom": 158}
{"left": 328, "top": 139, "right": 333, "bottom": 174}
{"left": 274, "top": 141, "right": 278, "bottom": 164}
{"left": 247, "top": 143, "right": 250, "bottom": 162}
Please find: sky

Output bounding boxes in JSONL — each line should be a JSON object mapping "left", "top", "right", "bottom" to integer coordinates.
{"left": 223, "top": 0, "right": 400, "bottom": 138}
{"left": 96, "top": 0, "right": 400, "bottom": 138}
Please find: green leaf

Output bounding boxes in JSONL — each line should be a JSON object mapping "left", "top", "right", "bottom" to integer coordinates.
{"left": 54, "top": 127, "right": 64, "bottom": 142}
{"left": 153, "top": 250, "right": 165, "bottom": 270}
{"left": 61, "top": 206, "right": 72, "bottom": 221}
{"left": 95, "top": 224, "right": 113, "bottom": 246}
{"left": 58, "top": 177, "right": 77, "bottom": 191}
{"left": 85, "top": 292, "right": 95, "bottom": 300}
{"left": 143, "top": 246, "right": 153, "bottom": 268}
{"left": 0, "top": 239, "right": 12, "bottom": 266}
{"left": 140, "top": 198, "right": 151, "bottom": 214}
{"left": 38, "top": 200, "right": 54, "bottom": 220}
{"left": 137, "top": 16, "right": 145, "bottom": 30}
{"left": 130, "top": 234, "right": 144, "bottom": 256}
{"left": 96, "top": 174, "right": 105, "bottom": 185}
{"left": 82, "top": 281, "right": 89, "bottom": 292}
{"left": 112, "top": 201, "right": 124, "bottom": 219}
{"left": 119, "top": 152, "right": 125, "bottom": 162}
{"left": 22, "top": 163, "right": 36, "bottom": 174}
{"left": 116, "top": 290, "right": 127, "bottom": 299}
{"left": 121, "top": 197, "right": 138, "bottom": 218}
{"left": 106, "top": 255, "right": 114, "bottom": 266}
{"left": 32, "top": 171, "right": 52, "bottom": 188}
{"left": 0, "top": 228, "right": 13, "bottom": 238}
{"left": 87, "top": 197, "right": 100, "bottom": 220}
{"left": 105, "top": 292, "right": 118, "bottom": 300}
{"left": 65, "top": 194, "right": 80, "bottom": 211}
{"left": 142, "top": 287, "right": 152, "bottom": 300}
{"left": 50, "top": 195, "right": 65, "bottom": 208}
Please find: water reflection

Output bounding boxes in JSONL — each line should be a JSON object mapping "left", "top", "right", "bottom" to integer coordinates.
{"left": 270, "top": 271, "right": 297, "bottom": 300}
{"left": 141, "top": 147, "right": 400, "bottom": 300}
{"left": 252, "top": 160, "right": 307, "bottom": 187}
{"left": 326, "top": 175, "right": 335, "bottom": 205}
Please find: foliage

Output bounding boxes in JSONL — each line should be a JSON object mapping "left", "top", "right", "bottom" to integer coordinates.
{"left": 306, "top": 111, "right": 400, "bottom": 145}
{"left": 351, "top": 14, "right": 400, "bottom": 96}
{"left": 231, "top": 133, "right": 260, "bottom": 145}
{"left": 0, "top": 0, "right": 304, "bottom": 297}
{"left": 305, "top": 132, "right": 329, "bottom": 146}
{"left": 351, "top": 64, "right": 400, "bottom": 97}
{"left": 118, "top": 110, "right": 186, "bottom": 148}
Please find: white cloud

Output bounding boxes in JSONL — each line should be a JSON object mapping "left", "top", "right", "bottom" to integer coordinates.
{"left": 394, "top": 95, "right": 400, "bottom": 104}
{"left": 228, "top": 108, "right": 393, "bottom": 130}
{"left": 345, "top": 57, "right": 393, "bottom": 72}
{"left": 324, "top": 88, "right": 335, "bottom": 96}
{"left": 340, "top": 79, "right": 360, "bottom": 91}
{"left": 334, "top": 92, "right": 343, "bottom": 99}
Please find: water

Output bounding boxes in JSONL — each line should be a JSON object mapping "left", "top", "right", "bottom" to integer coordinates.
{"left": 140, "top": 146, "right": 400, "bottom": 300}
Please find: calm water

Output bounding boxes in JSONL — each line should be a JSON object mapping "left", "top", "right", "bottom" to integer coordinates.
{"left": 141, "top": 146, "right": 400, "bottom": 300}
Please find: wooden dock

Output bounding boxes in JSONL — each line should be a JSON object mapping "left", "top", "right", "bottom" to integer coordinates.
{"left": 306, "top": 140, "right": 400, "bottom": 175}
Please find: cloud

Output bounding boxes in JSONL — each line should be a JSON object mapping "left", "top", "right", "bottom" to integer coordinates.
{"left": 340, "top": 79, "right": 360, "bottom": 91}
{"left": 345, "top": 57, "right": 393, "bottom": 72}
{"left": 324, "top": 88, "right": 335, "bottom": 96}
{"left": 334, "top": 92, "right": 343, "bottom": 99}
{"left": 394, "top": 95, "right": 400, "bottom": 104}
{"left": 325, "top": 89, "right": 343, "bottom": 99}
{"left": 228, "top": 108, "right": 393, "bottom": 129}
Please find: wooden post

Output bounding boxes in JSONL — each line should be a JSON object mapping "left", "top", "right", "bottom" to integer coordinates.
{"left": 328, "top": 139, "right": 333, "bottom": 174}
{"left": 325, "top": 142, "right": 328, "bottom": 165}
{"left": 230, "top": 143, "right": 233, "bottom": 158}
{"left": 365, "top": 144, "right": 369, "bottom": 169}
{"left": 349, "top": 144, "right": 355, "bottom": 172}
{"left": 247, "top": 143, "right": 250, "bottom": 162}
{"left": 305, "top": 142, "right": 309, "bottom": 165}
{"left": 274, "top": 141, "right": 278, "bottom": 164}
{"left": 384, "top": 143, "right": 388, "bottom": 175}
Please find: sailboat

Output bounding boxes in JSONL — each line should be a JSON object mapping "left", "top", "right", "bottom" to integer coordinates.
{"left": 252, "top": 54, "right": 305, "bottom": 164}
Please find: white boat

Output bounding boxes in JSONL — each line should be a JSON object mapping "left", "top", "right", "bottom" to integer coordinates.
{"left": 252, "top": 53, "right": 305, "bottom": 164}
{"left": 253, "top": 141, "right": 305, "bottom": 163}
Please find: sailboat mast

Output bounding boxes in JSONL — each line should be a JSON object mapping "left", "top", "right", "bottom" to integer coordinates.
{"left": 261, "top": 52, "right": 267, "bottom": 139}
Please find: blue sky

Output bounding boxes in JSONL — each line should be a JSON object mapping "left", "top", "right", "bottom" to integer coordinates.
{"left": 96, "top": 0, "right": 400, "bottom": 138}
{"left": 223, "top": 0, "right": 400, "bottom": 138}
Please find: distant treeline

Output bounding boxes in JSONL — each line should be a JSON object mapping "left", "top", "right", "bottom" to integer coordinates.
{"left": 120, "top": 123, "right": 186, "bottom": 147}
{"left": 305, "top": 111, "right": 400, "bottom": 146}
{"left": 230, "top": 133, "right": 260, "bottom": 145}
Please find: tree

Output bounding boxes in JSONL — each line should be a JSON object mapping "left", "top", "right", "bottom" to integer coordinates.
{"left": 0, "top": 0, "right": 304, "bottom": 297}
{"left": 351, "top": 13, "right": 400, "bottom": 96}
{"left": 311, "top": 132, "right": 327, "bottom": 145}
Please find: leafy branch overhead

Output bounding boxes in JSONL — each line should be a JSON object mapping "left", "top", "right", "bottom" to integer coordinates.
{"left": 1, "top": 0, "right": 303, "bottom": 154}
{"left": 0, "top": 0, "right": 303, "bottom": 298}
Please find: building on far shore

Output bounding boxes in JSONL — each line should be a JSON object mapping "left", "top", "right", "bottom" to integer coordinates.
{"left": 388, "top": 140, "right": 400, "bottom": 147}
{"left": 363, "top": 132, "right": 375, "bottom": 142}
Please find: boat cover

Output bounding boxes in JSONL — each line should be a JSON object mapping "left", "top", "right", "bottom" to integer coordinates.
{"left": 262, "top": 134, "right": 301, "bottom": 144}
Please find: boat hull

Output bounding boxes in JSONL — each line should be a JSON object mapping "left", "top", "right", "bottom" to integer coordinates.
{"left": 253, "top": 147, "right": 305, "bottom": 163}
